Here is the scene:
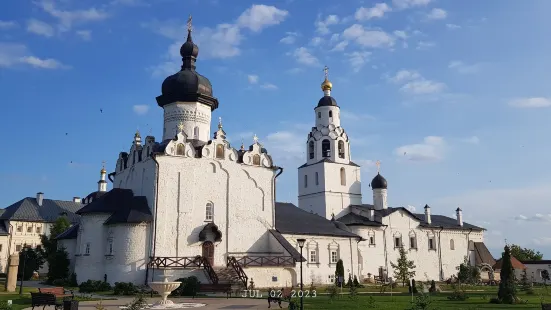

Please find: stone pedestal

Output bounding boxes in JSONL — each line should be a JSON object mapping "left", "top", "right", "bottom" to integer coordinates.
{"left": 5, "top": 254, "right": 19, "bottom": 292}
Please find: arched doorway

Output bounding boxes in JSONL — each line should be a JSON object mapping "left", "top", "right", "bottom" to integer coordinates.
{"left": 202, "top": 241, "right": 214, "bottom": 266}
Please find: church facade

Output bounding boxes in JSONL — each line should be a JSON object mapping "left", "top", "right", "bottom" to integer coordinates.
{"left": 55, "top": 19, "right": 494, "bottom": 288}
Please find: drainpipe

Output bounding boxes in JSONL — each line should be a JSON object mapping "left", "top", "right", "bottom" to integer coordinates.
{"left": 438, "top": 226, "right": 444, "bottom": 281}
{"left": 145, "top": 153, "right": 161, "bottom": 286}
{"left": 356, "top": 239, "right": 361, "bottom": 279}
{"left": 466, "top": 228, "right": 473, "bottom": 265}
{"left": 349, "top": 238, "right": 354, "bottom": 277}
{"left": 382, "top": 226, "right": 388, "bottom": 280}
{"left": 273, "top": 167, "right": 283, "bottom": 228}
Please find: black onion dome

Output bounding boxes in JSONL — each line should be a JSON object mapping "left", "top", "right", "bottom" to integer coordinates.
{"left": 371, "top": 173, "right": 388, "bottom": 189}
{"left": 317, "top": 96, "right": 338, "bottom": 107}
{"left": 156, "top": 27, "right": 218, "bottom": 110}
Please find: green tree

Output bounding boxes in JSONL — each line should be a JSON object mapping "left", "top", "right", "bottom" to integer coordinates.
{"left": 456, "top": 256, "right": 481, "bottom": 285}
{"left": 497, "top": 245, "right": 517, "bottom": 304}
{"left": 47, "top": 247, "right": 70, "bottom": 283}
{"left": 390, "top": 247, "right": 416, "bottom": 286}
{"left": 509, "top": 244, "right": 543, "bottom": 261}
{"left": 40, "top": 215, "right": 71, "bottom": 284}
{"left": 18, "top": 247, "right": 45, "bottom": 281}
{"left": 542, "top": 270, "right": 550, "bottom": 285}
{"left": 335, "top": 259, "right": 344, "bottom": 286}
{"left": 519, "top": 269, "right": 531, "bottom": 291}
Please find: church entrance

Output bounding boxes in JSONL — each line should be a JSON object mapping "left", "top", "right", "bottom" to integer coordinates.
{"left": 202, "top": 241, "right": 214, "bottom": 266}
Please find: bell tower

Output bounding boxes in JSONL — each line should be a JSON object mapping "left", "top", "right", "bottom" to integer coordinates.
{"left": 298, "top": 66, "right": 362, "bottom": 220}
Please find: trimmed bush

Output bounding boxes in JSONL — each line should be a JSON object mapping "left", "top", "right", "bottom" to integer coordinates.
{"left": 172, "top": 277, "right": 201, "bottom": 297}
{"left": 114, "top": 282, "right": 139, "bottom": 295}
{"left": 79, "top": 280, "right": 112, "bottom": 293}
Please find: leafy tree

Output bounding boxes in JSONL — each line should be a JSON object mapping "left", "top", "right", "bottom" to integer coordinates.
{"left": 40, "top": 215, "right": 71, "bottom": 284}
{"left": 390, "top": 247, "right": 416, "bottom": 286}
{"left": 456, "top": 256, "right": 480, "bottom": 285}
{"left": 335, "top": 259, "right": 344, "bottom": 286}
{"left": 542, "top": 270, "right": 550, "bottom": 285}
{"left": 509, "top": 244, "right": 543, "bottom": 261}
{"left": 18, "top": 247, "right": 45, "bottom": 280}
{"left": 519, "top": 269, "right": 531, "bottom": 291}
{"left": 497, "top": 245, "right": 517, "bottom": 304}
{"left": 47, "top": 247, "right": 70, "bottom": 283}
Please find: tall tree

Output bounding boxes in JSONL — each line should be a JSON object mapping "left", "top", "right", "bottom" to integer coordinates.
{"left": 18, "top": 247, "right": 45, "bottom": 281}
{"left": 47, "top": 247, "right": 70, "bottom": 283}
{"left": 40, "top": 215, "right": 71, "bottom": 284}
{"left": 509, "top": 244, "right": 543, "bottom": 261}
{"left": 497, "top": 245, "right": 517, "bottom": 304}
{"left": 542, "top": 270, "right": 550, "bottom": 285}
{"left": 390, "top": 247, "right": 416, "bottom": 286}
{"left": 335, "top": 259, "right": 344, "bottom": 286}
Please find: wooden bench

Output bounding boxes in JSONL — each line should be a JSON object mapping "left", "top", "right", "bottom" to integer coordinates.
{"left": 31, "top": 292, "right": 63, "bottom": 310}
{"left": 196, "top": 284, "right": 232, "bottom": 298}
{"left": 38, "top": 287, "right": 74, "bottom": 299}
{"left": 268, "top": 287, "right": 292, "bottom": 309}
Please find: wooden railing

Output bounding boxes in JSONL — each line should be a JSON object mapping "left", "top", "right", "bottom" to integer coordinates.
{"left": 148, "top": 256, "right": 218, "bottom": 284}
{"left": 236, "top": 256, "right": 295, "bottom": 267}
{"left": 227, "top": 256, "right": 248, "bottom": 288}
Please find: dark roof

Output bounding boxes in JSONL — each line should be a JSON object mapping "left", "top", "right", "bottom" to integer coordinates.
{"left": 472, "top": 242, "right": 496, "bottom": 266}
{"left": 0, "top": 221, "right": 9, "bottom": 236}
{"left": 56, "top": 224, "right": 79, "bottom": 240}
{"left": 0, "top": 197, "right": 81, "bottom": 223}
{"left": 275, "top": 202, "right": 360, "bottom": 238}
{"left": 338, "top": 212, "right": 383, "bottom": 227}
{"left": 371, "top": 173, "right": 387, "bottom": 189}
{"left": 269, "top": 230, "right": 305, "bottom": 262}
{"left": 299, "top": 158, "right": 360, "bottom": 169}
{"left": 82, "top": 191, "right": 107, "bottom": 204}
{"left": 317, "top": 96, "right": 338, "bottom": 107}
{"left": 521, "top": 260, "right": 551, "bottom": 265}
{"left": 494, "top": 256, "right": 525, "bottom": 270}
{"left": 76, "top": 188, "right": 152, "bottom": 225}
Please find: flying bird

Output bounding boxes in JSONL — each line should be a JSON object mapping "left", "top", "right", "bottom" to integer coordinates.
{"left": 100, "top": 109, "right": 103, "bottom": 113}
{"left": 65, "top": 133, "right": 68, "bottom": 135}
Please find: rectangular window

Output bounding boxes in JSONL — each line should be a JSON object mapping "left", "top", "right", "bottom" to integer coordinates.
{"left": 205, "top": 203, "right": 213, "bottom": 221}
{"left": 27, "top": 226, "right": 32, "bottom": 233}
{"left": 328, "top": 274, "right": 335, "bottom": 283}
{"left": 331, "top": 251, "right": 338, "bottom": 263}
{"left": 36, "top": 226, "right": 42, "bottom": 234}
{"left": 309, "top": 250, "right": 317, "bottom": 263}
{"left": 17, "top": 226, "right": 22, "bottom": 232}
{"left": 369, "top": 236, "right": 375, "bottom": 245}
{"left": 304, "top": 175, "right": 308, "bottom": 188}
{"left": 410, "top": 237, "right": 416, "bottom": 249}
{"left": 394, "top": 237, "right": 402, "bottom": 248}
{"left": 15, "top": 245, "right": 21, "bottom": 252}
{"left": 108, "top": 240, "right": 113, "bottom": 255}
{"left": 85, "top": 243, "right": 91, "bottom": 255}
{"left": 428, "top": 238, "right": 435, "bottom": 250}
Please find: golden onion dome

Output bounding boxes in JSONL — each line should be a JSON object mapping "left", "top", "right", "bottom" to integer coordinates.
{"left": 100, "top": 168, "right": 107, "bottom": 174}
{"left": 321, "top": 78, "right": 332, "bottom": 91}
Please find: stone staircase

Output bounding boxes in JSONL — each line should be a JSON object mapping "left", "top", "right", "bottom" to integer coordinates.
{"left": 213, "top": 266, "right": 246, "bottom": 290}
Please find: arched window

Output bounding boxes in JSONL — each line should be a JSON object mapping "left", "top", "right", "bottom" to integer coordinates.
{"left": 317, "top": 112, "right": 321, "bottom": 119}
{"left": 205, "top": 202, "right": 213, "bottom": 221}
{"left": 340, "top": 168, "right": 346, "bottom": 186}
{"left": 309, "top": 141, "right": 315, "bottom": 159}
{"left": 176, "top": 143, "right": 185, "bottom": 156}
{"left": 329, "top": 111, "right": 333, "bottom": 118}
{"left": 210, "top": 163, "right": 216, "bottom": 173}
{"left": 322, "top": 139, "right": 331, "bottom": 157}
{"left": 315, "top": 172, "right": 319, "bottom": 185}
{"left": 193, "top": 126, "right": 199, "bottom": 139}
{"left": 216, "top": 144, "right": 224, "bottom": 159}
{"left": 338, "top": 140, "right": 345, "bottom": 159}
{"left": 253, "top": 154, "right": 261, "bottom": 166}
{"left": 450, "top": 239, "right": 455, "bottom": 250}
{"left": 304, "top": 175, "right": 308, "bottom": 188}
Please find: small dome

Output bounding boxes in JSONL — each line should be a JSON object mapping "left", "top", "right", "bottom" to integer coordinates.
{"left": 321, "top": 78, "right": 332, "bottom": 91}
{"left": 317, "top": 96, "right": 338, "bottom": 107}
{"left": 371, "top": 173, "right": 388, "bottom": 189}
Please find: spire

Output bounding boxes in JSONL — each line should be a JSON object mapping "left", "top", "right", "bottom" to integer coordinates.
{"left": 134, "top": 130, "right": 142, "bottom": 145}
{"left": 376, "top": 160, "right": 381, "bottom": 174}
{"left": 253, "top": 134, "right": 259, "bottom": 144}
{"left": 98, "top": 161, "right": 107, "bottom": 192}
{"left": 100, "top": 161, "right": 106, "bottom": 175}
{"left": 321, "top": 65, "right": 333, "bottom": 96}
{"left": 180, "top": 14, "right": 199, "bottom": 71}
{"left": 218, "top": 117, "right": 223, "bottom": 129}
{"left": 240, "top": 138, "right": 245, "bottom": 151}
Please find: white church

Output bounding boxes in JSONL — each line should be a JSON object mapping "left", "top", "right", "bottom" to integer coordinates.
{"left": 55, "top": 19, "right": 495, "bottom": 288}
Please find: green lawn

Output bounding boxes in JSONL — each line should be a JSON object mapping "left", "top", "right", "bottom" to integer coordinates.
{"left": 0, "top": 286, "right": 101, "bottom": 310}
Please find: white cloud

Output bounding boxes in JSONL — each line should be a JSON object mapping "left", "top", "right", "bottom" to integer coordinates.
{"left": 508, "top": 97, "right": 551, "bottom": 108}
{"left": 309, "top": 37, "right": 323, "bottom": 46}
{"left": 393, "top": 30, "right": 407, "bottom": 40}
{"left": 331, "top": 41, "right": 348, "bottom": 52}
{"left": 288, "top": 47, "right": 318, "bottom": 66}
{"left": 315, "top": 14, "right": 339, "bottom": 35}
{"left": 395, "top": 136, "right": 446, "bottom": 162}
{"left": 416, "top": 41, "right": 435, "bottom": 50}
{"left": 0, "top": 20, "right": 18, "bottom": 30}
{"left": 343, "top": 24, "right": 394, "bottom": 48}
{"left": 264, "top": 131, "right": 304, "bottom": 161}
{"left": 407, "top": 205, "right": 416, "bottom": 212}
{"left": 392, "top": 0, "right": 432, "bottom": 10}
{"left": 76, "top": 30, "right": 92, "bottom": 40}
{"left": 533, "top": 238, "right": 551, "bottom": 246}
{"left": 237, "top": 4, "right": 288, "bottom": 32}
{"left": 35, "top": 0, "right": 109, "bottom": 32}
{"left": 515, "top": 213, "right": 551, "bottom": 222}
{"left": 355, "top": 3, "right": 392, "bottom": 21}
{"left": 247, "top": 74, "right": 259, "bottom": 84}
{"left": 133, "top": 104, "right": 150, "bottom": 115}
{"left": 340, "top": 110, "right": 375, "bottom": 121}
{"left": 387, "top": 70, "right": 421, "bottom": 83}
{"left": 346, "top": 51, "right": 371, "bottom": 72}
{"left": 462, "top": 136, "right": 480, "bottom": 144}
{"left": 448, "top": 61, "right": 481, "bottom": 74}
{"left": 401, "top": 80, "right": 446, "bottom": 94}
{"left": 330, "top": 33, "right": 340, "bottom": 43}
{"left": 426, "top": 8, "right": 447, "bottom": 20}
{"left": 27, "top": 19, "right": 55, "bottom": 37}
{"left": 446, "top": 23, "right": 461, "bottom": 30}
{"left": 0, "top": 43, "right": 67, "bottom": 69}
{"left": 280, "top": 32, "right": 298, "bottom": 44}
{"left": 261, "top": 83, "right": 278, "bottom": 90}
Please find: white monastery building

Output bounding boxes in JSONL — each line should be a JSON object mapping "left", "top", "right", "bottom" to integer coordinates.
{"left": 2, "top": 18, "right": 495, "bottom": 288}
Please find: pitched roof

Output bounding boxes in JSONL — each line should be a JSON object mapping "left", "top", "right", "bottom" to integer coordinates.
{"left": 269, "top": 230, "right": 305, "bottom": 262}
{"left": 521, "top": 260, "right": 551, "bottom": 265}
{"left": 0, "top": 221, "right": 9, "bottom": 236}
{"left": 0, "top": 197, "right": 81, "bottom": 223}
{"left": 77, "top": 188, "right": 152, "bottom": 225}
{"left": 473, "top": 242, "right": 496, "bottom": 266}
{"left": 493, "top": 256, "right": 526, "bottom": 270}
{"left": 274, "top": 202, "right": 360, "bottom": 238}
{"left": 338, "top": 212, "right": 383, "bottom": 227}
{"left": 299, "top": 158, "right": 360, "bottom": 169}
{"left": 56, "top": 224, "right": 79, "bottom": 240}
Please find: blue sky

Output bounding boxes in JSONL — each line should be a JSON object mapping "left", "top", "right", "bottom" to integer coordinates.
{"left": 1, "top": 0, "right": 551, "bottom": 258}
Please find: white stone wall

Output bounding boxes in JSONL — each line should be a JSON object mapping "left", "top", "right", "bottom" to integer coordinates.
{"left": 0, "top": 221, "right": 53, "bottom": 273}
{"left": 58, "top": 239, "right": 77, "bottom": 274}
{"left": 522, "top": 263, "right": 551, "bottom": 284}
{"left": 314, "top": 106, "right": 341, "bottom": 128}
{"left": 0, "top": 235, "right": 9, "bottom": 273}
{"left": 373, "top": 189, "right": 387, "bottom": 210}
{"left": 162, "top": 102, "right": 211, "bottom": 142}
{"left": 113, "top": 157, "right": 157, "bottom": 209}
{"left": 73, "top": 214, "right": 110, "bottom": 283}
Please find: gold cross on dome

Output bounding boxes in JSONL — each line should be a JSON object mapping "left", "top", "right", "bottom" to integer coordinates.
{"left": 253, "top": 134, "right": 259, "bottom": 143}
{"left": 177, "top": 121, "right": 184, "bottom": 133}
{"left": 375, "top": 160, "right": 381, "bottom": 173}
{"left": 218, "top": 117, "right": 223, "bottom": 129}
{"left": 187, "top": 15, "right": 193, "bottom": 32}
{"left": 102, "top": 161, "right": 106, "bottom": 169}
{"left": 323, "top": 65, "right": 329, "bottom": 79}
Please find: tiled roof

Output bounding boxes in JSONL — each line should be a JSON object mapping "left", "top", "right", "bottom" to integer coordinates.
{"left": 268, "top": 230, "right": 305, "bottom": 262}
{"left": 494, "top": 256, "right": 526, "bottom": 270}
{"left": 76, "top": 188, "right": 152, "bottom": 225}
{"left": 56, "top": 224, "right": 79, "bottom": 240}
{"left": 521, "top": 260, "right": 551, "bottom": 265}
{"left": 0, "top": 197, "right": 81, "bottom": 223}
{"left": 275, "top": 202, "right": 360, "bottom": 238}
{"left": 473, "top": 242, "right": 496, "bottom": 266}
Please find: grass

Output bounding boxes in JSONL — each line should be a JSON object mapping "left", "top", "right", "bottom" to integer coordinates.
{"left": 0, "top": 286, "right": 102, "bottom": 310}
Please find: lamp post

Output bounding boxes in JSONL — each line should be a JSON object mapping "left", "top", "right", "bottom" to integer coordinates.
{"left": 297, "top": 238, "right": 306, "bottom": 310}
{"left": 19, "top": 248, "right": 27, "bottom": 295}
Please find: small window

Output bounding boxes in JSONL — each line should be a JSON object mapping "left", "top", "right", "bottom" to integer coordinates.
{"left": 394, "top": 237, "right": 402, "bottom": 248}
{"left": 338, "top": 140, "right": 345, "bottom": 159}
{"left": 309, "top": 250, "right": 317, "bottom": 263}
{"left": 322, "top": 139, "right": 331, "bottom": 157}
{"left": 315, "top": 172, "right": 319, "bottom": 185}
{"left": 252, "top": 154, "right": 261, "bottom": 166}
{"left": 216, "top": 144, "right": 225, "bottom": 159}
{"left": 176, "top": 143, "right": 185, "bottom": 156}
{"left": 27, "top": 226, "right": 32, "bottom": 233}
{"left": 309, "top": 141, "right": 314, "bottom": 159}
{"left": 328, "top": 274, "right": 335, "bottom": 283}
{"left": 15, "top": 245, "right": 21, "bottom": 252}
{"left": 450, "top": 239, "right": 455, "bottom": 250}
{"left": 369, "top": 236, "right": 375, "bottom": 245}
{"left": 193, "top": 126, "right": 199, "bottom": 139}
{"left": 205, "top": 202, "right": 213, "bottom": 221}
{"left": 318, "top": 112, "right": 321, "bottom": 118}
{"left": 340, "top": 168, "right": 346, "bottom": 186}
{"left": 304, "top": 175, "right": 308, "bottom": 188}
{"left": 0, "top": 244, "right": 3, "bottom": 251}
{"left": 17, "top": 226, "right": 22, "bottom": 232}
{"left": 428, "top": 238, "right": 435, "bottom": 250}
{"left": 329, "top": 111, "right": 333, "bottom": 118}
{"left": 108, "top": 239, "right": 113, "bottom": 255}
{"left": 410, "top": 237, "right": 417, "bottom": 249}
{"left": 330, "top": 251, "right": 338, "bottom": 263}
{"left": 36, "top": 226, "right": 41, "bottom": 234}
{"left": 85, "top": 243, "right": 91, "bottom": 255}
